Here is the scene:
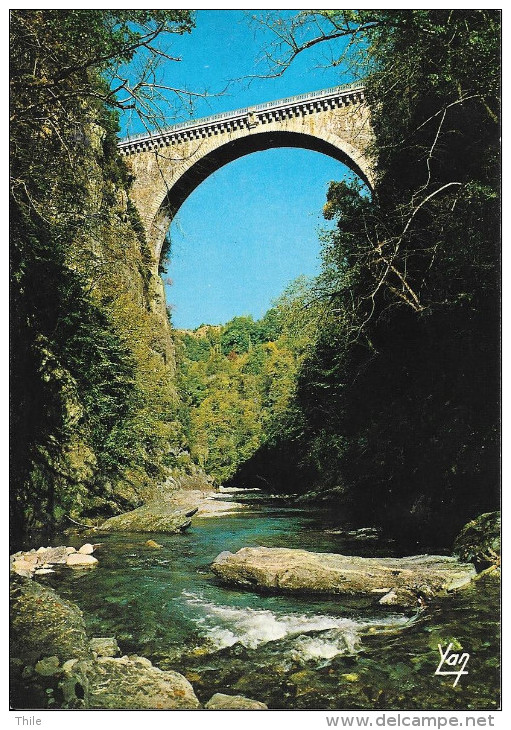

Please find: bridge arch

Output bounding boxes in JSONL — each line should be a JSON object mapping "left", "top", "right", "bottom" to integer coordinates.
{"left": 152, "top": 129, "right": 371, "bottom": 261}
{"left": 119, "top": 85, "right": 374, "bottom": 264}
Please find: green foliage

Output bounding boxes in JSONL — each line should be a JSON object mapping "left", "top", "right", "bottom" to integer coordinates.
{"left": 173, "top": 288, "right": 314, "bottom": 483}
{"left": 159, "top": 233, "right": 172, "bottom": 275}
{"left": 10, "top": 10, "right": 195, "bottom": 535}
{"left": 232, "top": 10, "right": 500, "bottom": 545}
{"left": 10, "top": 181, "right": 141, "bottom": 529}
{"left": 220, "top": 316, "right": 258, "bottom": 356}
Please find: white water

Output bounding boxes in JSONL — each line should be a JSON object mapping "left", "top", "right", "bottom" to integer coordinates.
{"left": 181, "top": 591, "right": 412, "bottom": 661}
{"left": 217, "top": 486, "right": 261, "bottom": 493}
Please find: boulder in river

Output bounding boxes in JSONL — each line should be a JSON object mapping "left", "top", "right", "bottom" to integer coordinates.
{"left": 35, "top": 655, "right": 60, "bottom": 676}
{"left": 99, "top": 500, "right": 194, "bottom": 533}
{"left": 66, "top": 553, "right": 98, "bottom": 568}
{"left": 35, "top": 546, "right": 70, "bottom": 564}
{"left": 453, "top": 511, "right": 501, "bottom": 571}
{"left": 89, "top": 655, "right": 201, "bottom": 709}
{"left": 211, "top": 546, "right": 476, "bottom": 608}
{"left": 11, "top": 577, "right": 92, "bottom": 662}
{"left": 12, "top": 559, "right": 37, "bottom": 578}
{"left": 205, "top": 692, "right": 268, "bottom": 709}
{"left": 78, "top": 543, "right": 94, "bottom": 555}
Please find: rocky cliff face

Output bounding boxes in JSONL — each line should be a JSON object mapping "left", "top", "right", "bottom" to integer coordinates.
{"left": 60, "top": 121, "right": 193, "bottom": 512}
{"left": 10, "top": 10, "right": 209, "bottom": 538}
{"left": 11, "top": 109, "right": 195, "bottom": 530}
{"left": 71, "top": 121, "right": 175, "bottom": 369}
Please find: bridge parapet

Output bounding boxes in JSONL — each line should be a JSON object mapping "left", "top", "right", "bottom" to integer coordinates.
{"left": 118, "top": 84, "right": 366, "bottom": 155}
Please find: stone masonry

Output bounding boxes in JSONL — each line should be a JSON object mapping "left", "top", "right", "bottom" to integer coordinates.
{"left": 118, "top": 84, "right": 374, "bottom": 273}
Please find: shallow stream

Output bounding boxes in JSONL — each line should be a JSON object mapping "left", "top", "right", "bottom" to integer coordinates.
{"left": 41, "top": 490, "right": 499, "bottom": 710}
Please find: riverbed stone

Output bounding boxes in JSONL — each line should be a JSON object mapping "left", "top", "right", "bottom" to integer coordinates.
{"left": 88, "top": 655, "right": 201, "bottom": 709}
{"left": 90, "top": 637, "right": 120, "bottom": 658}
{"left": 10, "top": 576, "right": 92, "bottom": 664}
{"left": 59, "top": 658, "right": 92, "bottom": 708}
{"left": 36, "top": 546, "right": 70, "bottom": 565}
{"left": 99, "top": 500, "right": 194, "bottom": 533}
{"left": 78, "top": 543, "right": 94, "bottom": 555}
{"left": 378, "top": 587, "right": 427, "bottom": 607}
{"left": 35, "top": 655, "right": 60, "bottom": 676}
{"left": 324, "top": 527, "right": 381, "bottom": 540}
{"left": 62, "top": 659, "right": 78, "bottom": 672}
{"left": 205, "top": 692, "right": 268, "bottom": 710}
{"left": 66, "top": 553, "right": 98, "bottom": 568}
{"left": 12, "top": 559, "right": 36, "bottom": 577}
{"left": 211, "top": 547, "right": 476, "bottom": 607}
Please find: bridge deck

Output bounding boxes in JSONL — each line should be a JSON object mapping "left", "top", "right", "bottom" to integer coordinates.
{"left": 118, "top": 83, "right": 365, "bottom": 152}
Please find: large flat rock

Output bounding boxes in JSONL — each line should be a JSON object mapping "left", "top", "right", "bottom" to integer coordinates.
{"left": 211, "top": 547, "right": 476, "bottom": 607}
{"left": 99, "top": 501, "right": 195, "bottom": 533}
{"left": 98, "top": 490, "right": 250, "bottom": 532}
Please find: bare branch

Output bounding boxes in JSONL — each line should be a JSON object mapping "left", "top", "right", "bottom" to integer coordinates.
{"left": 239, "top": 10, "right": 383, "bottom": 82}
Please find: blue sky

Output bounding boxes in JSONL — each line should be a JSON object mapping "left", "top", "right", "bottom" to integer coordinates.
{"left": 122, "top": 10, "right": 360, "bottom": 329}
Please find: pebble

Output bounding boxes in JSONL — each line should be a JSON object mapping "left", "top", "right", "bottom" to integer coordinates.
{"left": 145, "top": 539, "right": 163, "bottom": 549}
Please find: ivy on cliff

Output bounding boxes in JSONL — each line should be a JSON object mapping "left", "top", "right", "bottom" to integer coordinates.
{"left": 10, "top": 10, "right": 195, "bottom": 536}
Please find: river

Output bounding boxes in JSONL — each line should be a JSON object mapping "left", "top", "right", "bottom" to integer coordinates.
{"left": 40, "top": 489, "right": 499, "bottom": 710}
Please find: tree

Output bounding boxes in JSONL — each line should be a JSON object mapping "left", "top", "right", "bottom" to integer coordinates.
{"left": 10, "top": 11, "right": 196, "bottom": 135}
{"left": 233, "top": 10, "right": 500, "bottom": 543}
{"left": 220, "top": 316, "right": 258, "bottom": 356}
{"left": 9, "top": 10, "right": 200, "bottom": 535}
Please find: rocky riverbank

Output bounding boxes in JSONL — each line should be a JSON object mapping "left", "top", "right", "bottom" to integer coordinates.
{"left": 10, "top": 572, "right": 267, "bottom": 709}
{"left": 99, "top": 487, "right": 249, "bottom": 533}
{"left": 10, "top": 573, "right": 201, "bottom": 709}
{"left": 11, "top": 543, "right": 99, "bottom": 577}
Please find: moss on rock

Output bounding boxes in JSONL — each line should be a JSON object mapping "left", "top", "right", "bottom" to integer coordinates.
{"left": 452, "top": 511, "right": 501, "bottom": 571}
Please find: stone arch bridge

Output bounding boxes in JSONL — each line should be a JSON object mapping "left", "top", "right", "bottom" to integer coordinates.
{"left": 118, "top": 84, "right": 374, "bottom": 267}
